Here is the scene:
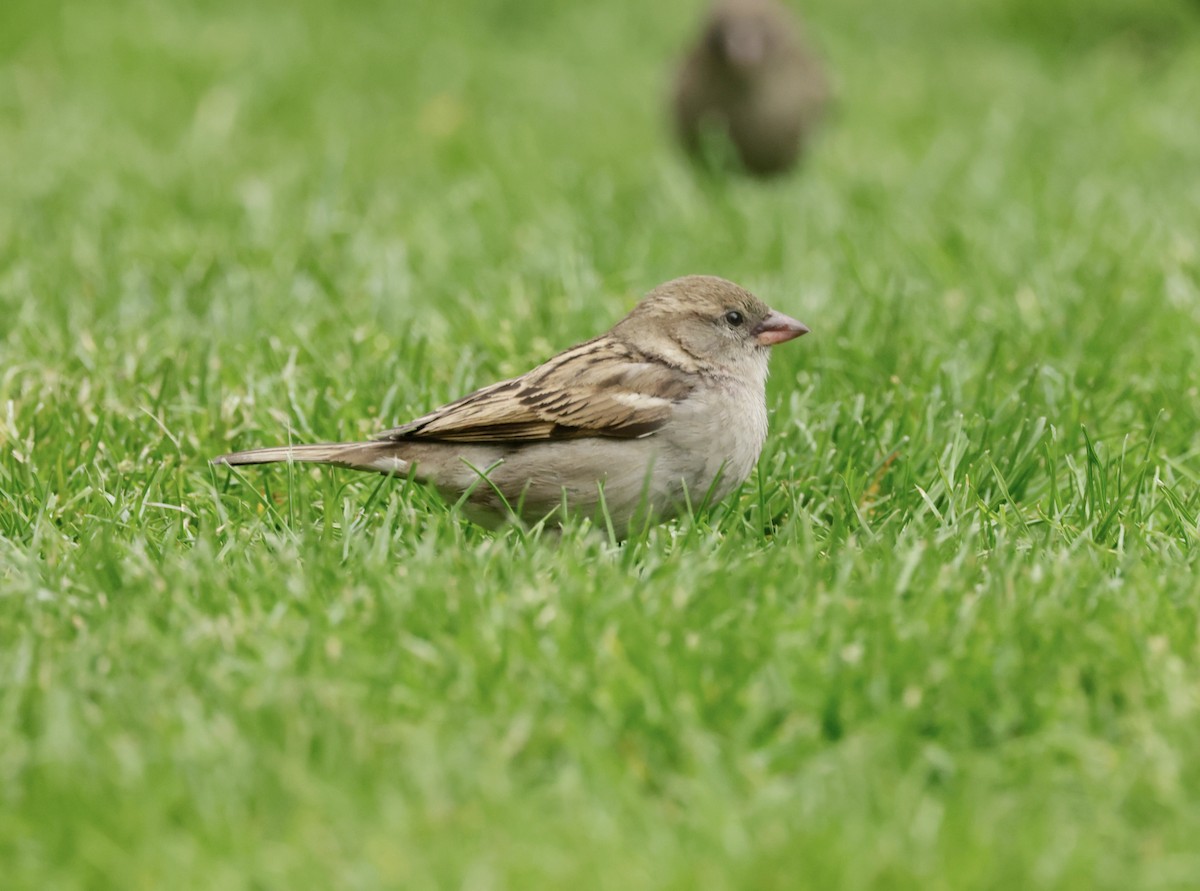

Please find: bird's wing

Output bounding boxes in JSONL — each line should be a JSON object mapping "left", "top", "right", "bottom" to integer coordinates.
{"left": 375, "top": 338, "right": 694, "bottom": 444}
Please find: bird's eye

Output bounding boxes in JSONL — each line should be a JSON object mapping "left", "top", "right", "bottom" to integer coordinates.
{"left": 724, "top": 310, "right": 745, "bottom": 327}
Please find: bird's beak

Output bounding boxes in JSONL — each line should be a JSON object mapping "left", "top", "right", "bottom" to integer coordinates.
{"left": 752, "top": 310, "right": 810, "bottom": 346}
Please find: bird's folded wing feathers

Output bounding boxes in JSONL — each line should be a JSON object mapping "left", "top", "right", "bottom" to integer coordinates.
{"left": 375, "top": 340, "right": 694, "bottom": 443}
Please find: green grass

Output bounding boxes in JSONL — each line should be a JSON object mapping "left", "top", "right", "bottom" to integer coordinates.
{"left": 3, "top": 0, "right": 1200, "bottom": 887}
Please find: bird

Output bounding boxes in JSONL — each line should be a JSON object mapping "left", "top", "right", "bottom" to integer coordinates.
{"left": 213, "top": 275, "right": 809, "bottom": 533}
{"left": 672, "top": 0, "right": 830, "bottom": 177}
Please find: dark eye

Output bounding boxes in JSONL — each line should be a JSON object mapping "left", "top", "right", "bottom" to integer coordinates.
{"left": 724, "top": 310, "right": 744, "bottom": 327}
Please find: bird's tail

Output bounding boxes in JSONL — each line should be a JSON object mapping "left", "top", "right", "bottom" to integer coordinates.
{"left": 212, "top": 441, "right": 407, "bottom": 474}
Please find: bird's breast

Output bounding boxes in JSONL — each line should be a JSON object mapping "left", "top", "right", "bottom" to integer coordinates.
{"left": 660, "top": 375, "right": 768, "bottom": 501}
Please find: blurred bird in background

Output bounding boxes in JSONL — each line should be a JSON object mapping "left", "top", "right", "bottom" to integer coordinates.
{"left": 673, "top": 0, "right": 830, "bottom": 176}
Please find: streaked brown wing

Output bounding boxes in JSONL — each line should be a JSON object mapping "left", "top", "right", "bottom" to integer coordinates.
{"left": 375, "top": 339, "right": 693, "bottom": 444}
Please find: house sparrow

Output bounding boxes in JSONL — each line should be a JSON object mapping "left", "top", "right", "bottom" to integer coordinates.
{"left": 213, "top": 275, "right": 809, "bottom": 533}
{"left": 672, "top": 0, "right": 830, "bottom": 176}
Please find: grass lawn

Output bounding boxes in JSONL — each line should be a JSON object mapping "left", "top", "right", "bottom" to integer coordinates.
{"left": 3, "top": 0, "right": 1200, "bottom": 887}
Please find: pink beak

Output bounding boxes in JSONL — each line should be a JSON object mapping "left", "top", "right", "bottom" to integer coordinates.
{"left": 753, "top": 310, "right": 810, "bottom": 346}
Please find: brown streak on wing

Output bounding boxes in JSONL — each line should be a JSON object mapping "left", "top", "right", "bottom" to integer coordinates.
{"left": 373, "top": 340, "right": 694, "bottom": 444}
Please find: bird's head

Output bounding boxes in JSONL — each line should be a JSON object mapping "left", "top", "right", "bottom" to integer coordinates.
{"left": 616, "top": 275, "right": 808, "bottom": 375}
{"left": 704, "top": 0, "right": 787, "bottom": 76}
